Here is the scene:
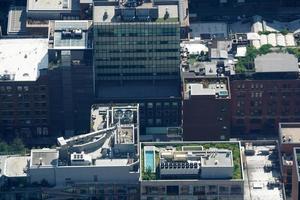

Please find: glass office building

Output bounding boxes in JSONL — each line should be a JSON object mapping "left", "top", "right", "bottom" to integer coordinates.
{"left": 92, "top": 1, "right": 182, "bottom": 137}
{"left": 94, "top": 22, "right": 180, "bottom": 81}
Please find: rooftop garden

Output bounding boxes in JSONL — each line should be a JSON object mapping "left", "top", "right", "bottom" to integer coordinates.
{"left": 258, "top": 29, "right": 290, "bottom": 36}
{"left": 141, "top": 142, "right": 242, "bottom": 180}
{"left": 0, "top": 138, "right": 28, "bottom": 155}
{"left": 235, "top": 44, "right": 272, "bottom": 73}
{"left": 235, "top": 44, "right": 300, "bottom": 74}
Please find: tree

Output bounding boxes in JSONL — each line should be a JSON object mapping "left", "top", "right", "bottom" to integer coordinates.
{"left": 258, "top": 44, "right": 272, "bottom": 55}
{"left": 11, "top": 138, "right": 25, "bottom": 153}
{"left": 0, "top": 140, "right": 9, "bottom": 153}
{"left": 143, "top": 167, "right": 156, "bottom": 180}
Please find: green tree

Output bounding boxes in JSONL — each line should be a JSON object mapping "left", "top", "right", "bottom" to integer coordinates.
{"left": 11, "top": 138, "right": 25, "bottom": 153}
{"left": 0, "top": 140, "right": 9, "bottom": 153}
{"left": 258, "top": 44, "right": 272, "bottom": 55}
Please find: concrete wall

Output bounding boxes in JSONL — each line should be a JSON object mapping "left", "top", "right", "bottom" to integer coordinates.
{"left": 30, "top": 167, "right": 56, "bottom": 185}
{"left": 30, "top": 165, "right": 139, "bottom": 186}
{"left": 201, "top": 166, "right": 233, "bottom": 179}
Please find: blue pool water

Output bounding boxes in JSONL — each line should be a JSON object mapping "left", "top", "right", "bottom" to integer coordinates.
{"left": 145, "top": 151, "right": 155, "bottom": 172}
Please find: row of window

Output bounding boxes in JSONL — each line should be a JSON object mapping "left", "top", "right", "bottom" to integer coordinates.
{"left": 95, "top": 48, "right": 179, "bottom": 54}
{"left": 0, "top": 85, "right": 46, "bottom": 92}
{"left": 96, "top": 56, "right": 178, "bottom": 62}
{"left": 1, "top": 119, "right": 48, "bottom": 126}
{"left": 95, "top": 40, "right": 178, "bottom": 45}
{"left": 235, "top": 83, "right": 297, "bottom": 90}
{"left": 142, "top": 184, "right": 242, "bottom": 196}
{"left": 97, "top": 27, "right": 178, "bottom": 37}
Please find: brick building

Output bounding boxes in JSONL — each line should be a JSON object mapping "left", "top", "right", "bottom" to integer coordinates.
{"left": 182, "top": 73, "right": 231, "bottom": 141}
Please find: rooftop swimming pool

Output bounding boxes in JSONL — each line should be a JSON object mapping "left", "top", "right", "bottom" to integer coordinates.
{"left": 144, "top": 150, "right": 155, "bottom": 173}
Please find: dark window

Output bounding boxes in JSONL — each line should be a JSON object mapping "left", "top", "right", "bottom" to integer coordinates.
{"left": 166, "top": 186, "right": 179, "bottom": 195}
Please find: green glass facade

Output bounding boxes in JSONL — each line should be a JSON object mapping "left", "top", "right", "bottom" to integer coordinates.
{"left": 94, "top": 22, "right": 180, "bottom": 81}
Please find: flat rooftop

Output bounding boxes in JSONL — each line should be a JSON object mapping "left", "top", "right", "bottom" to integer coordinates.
{"left": 4, "top": 156, "right": 30, "bottom": 177}
{"left": 30, "top": 149, "right": 59, "bottom": 167}
{"left": 279, "top": 123, "right": 300, "bottom": 144}
{"left": 202, "top": 150, "right": 233, "bottom": 167}
{"left": 243, "top": 144, "right": 284, "bottom": 200}
{"left": 91, "top": 104, "right": 138, "bottom": 132}
{"left": 0, "top": 38, "right": 48, "bottom": 81}
{"left": 27, "top": 0, "right": 71, "bottom": 11}
{"left": 141, "top": 141, "right": 242, "bottom": 181}
{"left": 255, "top": 53, "right": 298, "bottom": 73}
{"left": 190, "top": 22, "right": 228, "bottom": 38}
{"left": 183, "top": 76, "right": 230, "bottom": 99}
{"left": 7, "top": 7, "right": 27, "bottom": 35}
{"left": 93, "top": 0, "right": 179, "bottom": 23}
{"left": 51, "top": 20, "right": 92, "bottom": 49}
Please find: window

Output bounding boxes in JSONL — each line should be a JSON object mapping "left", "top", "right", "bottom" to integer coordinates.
{"left": 147, "top": 103, "right": 153, "bottom": 109}
{"left": 166, "top": 186, "right": 179, "bottom": 195}
{"left": 6, "top": 86, "right": 12, "bottom": 92}
{"left": 180, "top": 185, "right": 190, "bottom": 195}
{"left": 219, "top": 186, "right": 229, "bottom": 194}
{"left": 147, "top": 119, "right": 153, "bottom": 125}
{"left": 207, "top": 185, "right": 217, "bottom": 195}
{"left": 193, "top": 186, "right": 205, "bottom": 195}
{"left": 231, "top": 185, "right": 242, "bottom": 195}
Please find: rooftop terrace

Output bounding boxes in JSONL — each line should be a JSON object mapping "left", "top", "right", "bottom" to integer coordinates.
{"left": 279, "top": 123, "right": 300, "bottom": 144}
{"left": 183, "top": 75, "right": 230, "bottom": 100}
{"left": 140, "top": 142, "right": 242, "bottom": 181}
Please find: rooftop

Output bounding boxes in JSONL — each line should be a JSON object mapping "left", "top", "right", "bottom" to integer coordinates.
{"left": 27, "top": 0, "right": 72, "bottom": 11}
{"left": 190, "top": 22, "right": 228, "bottom": 39}
{"left": 91, "top": 104, "right": 138, "bottom": 133}
{"left": 55, "top": 104, "right": 139, "bottom": 168}
{"left": 49, "top": 20, "right": 92, "bottom": 49}
{"left": 202, "top": 150, "right": 232, "bottom": 167}
{"left": 180, "top": 40, "right": 208, "bottom": 55}
{"left": 0, "top": 38, "right": 48, "bottom": 81}
{"left": 30, "top": 149, "right": 59, "bottom": 167}
{"left": 243, "top": 144, "right": 284, "bottom": 200}
{"left": 4, "top": 156, "right": 30, "bottom": 177}
{"left": 140, "top": 141, "right": 242, "bottom": 181}
{"left": 279, "top": 123, "right": 300, "bottom": 144}
{"left": 183, "top": 75, "right": 230, "bottom": 99}
{"left": 254, "top": 53, "right": 298, "bottom": 73}
{"left": 93, "top": 0, "right": 179, "bottom": 23}
{"left": 7, "top": 6, "right": 27, "bottom": 35}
